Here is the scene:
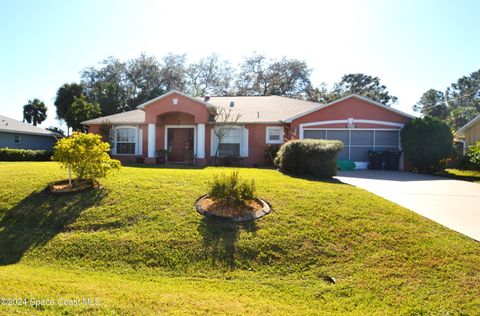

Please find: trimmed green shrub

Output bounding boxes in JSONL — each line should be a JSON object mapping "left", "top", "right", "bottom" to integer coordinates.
{"left": 401, "top": 117, "right": 453, "bottom": 172}
{"left": 264, "top": 144, "right": 281, "bottom": 166}
{"left": 274, "top": 139, "right": 343, "bottom": 178}
{"left": 466, "top": 141, "right": 480, "bottom": 170}
{"left": 0, "top": 148, "right": 52, "bottom": 161}
{"left": 219, "top": 155, "right": 243, "bottom": 167}
{"left": 208, "top": 171, "right": 255, "bottom": 206}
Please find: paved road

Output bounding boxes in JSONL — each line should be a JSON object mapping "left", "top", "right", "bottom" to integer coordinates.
{"left": 336, "top": 170, "right": 480, "bottom": 241}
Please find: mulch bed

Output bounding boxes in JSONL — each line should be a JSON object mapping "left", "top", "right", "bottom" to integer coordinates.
{"left": 195, "top": 195, "right": 271, "bottom": 222}
{"left": 47, "top": 179, "right": 98, "bottom": 195}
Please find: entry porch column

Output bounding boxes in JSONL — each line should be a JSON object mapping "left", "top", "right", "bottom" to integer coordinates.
{"left": 147, "top": 123, "right": 156, "bottom": 158}
{"left": 197, "top": 123, "right": 205, "bottom": 159}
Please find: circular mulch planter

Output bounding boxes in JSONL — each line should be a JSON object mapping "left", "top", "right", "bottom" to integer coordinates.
{"left": 47, "top": 179, "right": 99, "bottom": 195}
{"left": 195, "top": 195, "right": 271, "bottom": 222}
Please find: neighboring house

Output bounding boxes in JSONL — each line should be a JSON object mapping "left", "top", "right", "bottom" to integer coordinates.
{"left": 0, "top": 115, "right": 59, "bottom": 150}
{"left": 455, "top": 113, "right": 480, "bottom": 152}
{"left": 82, "top": 91, "right": 414, "bottom": 168}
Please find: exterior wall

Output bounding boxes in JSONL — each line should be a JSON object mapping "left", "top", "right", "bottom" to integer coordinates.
{"left": 204, "top": 123, "right": 285, "bottom": 166}
{"left": 244, "top": 124, "right": 280, "bottom": 166}
{"left": 87, "top": 125, "right": 100, "bottom": 134}
{"left": 464, "top": 121, "right": 480, "bottom": 146}
{"left": 0, "top": 131, "right": 56, "bottom": 150}
{"left": 84, "top": 95, "right": 412, "bottom": 167}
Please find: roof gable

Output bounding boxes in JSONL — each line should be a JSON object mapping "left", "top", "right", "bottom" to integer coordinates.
{"left": 455, "top": 113, "right": 480, "bottom": 136}
{"left": 285, "top": 94, "right": 415, "bottom": 123}
{"left": 137, "top": 90, "right": 214, "bottom": 110}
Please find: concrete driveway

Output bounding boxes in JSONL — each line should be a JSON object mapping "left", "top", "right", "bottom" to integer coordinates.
{"left": 335, "top": 170, "right": 480, "bottom": 241}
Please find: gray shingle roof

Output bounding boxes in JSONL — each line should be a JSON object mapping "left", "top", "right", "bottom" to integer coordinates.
{"left": 198, "top": 95, "right": 319, "bottom": 123}
{"left": 81, "top": 94, "right": 413, "bottom": 126}
{"left": 81, "top": 109, "right": 145, "bottom": 125}
{"left": 81, "top": 96, "right": 319, "bottom": 125}
{"left": 0, "top": 115, "right": 58, "bottom": 137}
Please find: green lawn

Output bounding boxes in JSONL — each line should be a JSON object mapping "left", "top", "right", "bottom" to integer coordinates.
{"left": 445, "top": 168, "right": 480, "bottom": 183}
{"left": 0, "top": 162, "right": 479, "bottom": 315}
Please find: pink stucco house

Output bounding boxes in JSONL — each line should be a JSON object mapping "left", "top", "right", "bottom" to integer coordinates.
{"left": 82, "top": 91, "right": 414, "bottom": 168}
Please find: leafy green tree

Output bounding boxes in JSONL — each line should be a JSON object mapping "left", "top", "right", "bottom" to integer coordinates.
{"left": 52, "top": 132, "right": 121, "bottom": 186}
{"left": 333, "top": 73, "right": 397, "bottom": 105}
{"left": 81, "top": 54, "right": 172, "bottom": 114}
{"left": 401, "top": 117, "right": 453, "bottom": 172}
{"left": 70, "top": 95, "right": 101, "bottom": 131}
{"left": 187, "top": 54, "right": 234, "bottom": 96}
{"left": 414, "top": 69, "right": 480, "bottom": 129}
{"left": 447, "top": 106, "right": 478, "bottom": 130}
{"left": 235, "top": 54, "right": 311, "bottom": 97}
{"left": 307, "top": 73, "right": 398, "bottom": 106}
{"left": 54, "top": 83, "right": 84, "bottom": 133}
{"left": 23, "top": 99, "right": 47, "bottom": 126}
{"left": 126, "top": 53, "right": 164, "bottom": 107}
{"left": 160, "top": 53, "right": 188, "bottom": 92}
{"left": 446, "top": 70, "right": 480, "bottom": 111}
{"left": 413, "top": 89, "right": 448, "bottom": 120}
{"left": 305, "top": 83, "right": 332, "bottom": 104}
{"left": 46, "top": 126, "right": 65, "bottom": 137}
{"left": 81, "top": 56, "right": 130, "bottom": 115}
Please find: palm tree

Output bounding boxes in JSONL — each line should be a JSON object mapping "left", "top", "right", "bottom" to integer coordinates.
{"left": 23, "top": 99, "right": 47, "bottom": 126}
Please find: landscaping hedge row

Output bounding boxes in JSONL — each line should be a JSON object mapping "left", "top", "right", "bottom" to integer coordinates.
{"left": 0, "top": 148, "right": 53, "bottom": 161}
{"left": 274, "top": 139, "right": 343, "bottom": 178}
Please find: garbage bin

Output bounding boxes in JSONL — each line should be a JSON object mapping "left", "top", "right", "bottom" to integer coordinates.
{"left": 384, "top": 151, "right": 401, "bottom": 170}
{"left": 368, "top": 150, "right": 384, "bottom": 170}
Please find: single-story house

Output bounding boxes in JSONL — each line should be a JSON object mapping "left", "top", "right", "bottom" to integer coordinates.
{"left": 455, "top": 113, "right": 480, "bottom": 152}
{"left": 82, "top": 91, "right": 414, "bottom": 168}
{"left": 0, "top": 115, "right": 59, "bottom": 150}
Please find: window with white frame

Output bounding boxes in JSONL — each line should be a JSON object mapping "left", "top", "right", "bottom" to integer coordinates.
{"left": 218, "top": 128, "right": 241, "bottom": 156}
{"left": 266, "top": 126, "right": 284, "bottom": 144}
{"left": 116, "top": 127, "right": 136, "bottom": 154}
{"left": 14, "top": 135, "right": 21, "bottom": 144}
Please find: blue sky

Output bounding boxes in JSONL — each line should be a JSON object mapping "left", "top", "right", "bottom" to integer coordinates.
{"left": 1, "top": 0, "right": 479, "bottom": 129}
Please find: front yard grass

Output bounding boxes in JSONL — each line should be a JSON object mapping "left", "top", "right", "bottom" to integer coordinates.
{"left": 0, "top": 162, "right": 479, "bottom": 315}
{"left": 444, "top": 168, "right": 480, "bottom": 183}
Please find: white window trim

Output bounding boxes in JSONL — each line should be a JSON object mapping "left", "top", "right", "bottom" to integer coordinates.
{"left": 265, "top": 126, "right": 284, "bottom": 144}
{"left": 211, "top": 125, "right": 249, "bottom": 158}
{"left": 113, "top": 125, "right": 139, "bottom": 156}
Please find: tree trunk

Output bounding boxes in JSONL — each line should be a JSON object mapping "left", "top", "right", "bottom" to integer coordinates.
{"left": 68, "top": 166, "right": 72, "bottom": 187}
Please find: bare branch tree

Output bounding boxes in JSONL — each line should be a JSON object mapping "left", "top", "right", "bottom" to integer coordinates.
{"left": 212, "top": 107, "right": 242, "bottom": 164}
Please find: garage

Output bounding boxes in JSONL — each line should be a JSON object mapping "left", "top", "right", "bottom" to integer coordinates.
{"left": 303, "top": 128, "right": 401, "bottom": 165}
{"left": 286, "top": 95, "right": 414, "bottom": 170}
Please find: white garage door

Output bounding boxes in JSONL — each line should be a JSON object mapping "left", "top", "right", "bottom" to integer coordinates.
{"left": 303, "top": 129, "right": 400, "bottom": 162}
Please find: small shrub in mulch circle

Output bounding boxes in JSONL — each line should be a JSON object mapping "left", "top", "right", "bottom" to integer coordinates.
{"left": 196, "top": 171, "right": 271, "bottom": 222}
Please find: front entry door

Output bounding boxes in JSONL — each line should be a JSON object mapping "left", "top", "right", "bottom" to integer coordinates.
{"left": 168, "top": 128, "right": 194, "bottom": 162}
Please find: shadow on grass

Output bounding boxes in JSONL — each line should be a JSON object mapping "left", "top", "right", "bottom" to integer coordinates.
{"left": 0, "top": 187, "right": 106, "bottom": 265}
{"left": 280, "top": 170, "right": 347, "bottom": 184}
{"left": 197, "top": 216, "right": 257, "bottom": 269}
{"left": 122, "top": 163, "right": 206, "bottom": 170}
